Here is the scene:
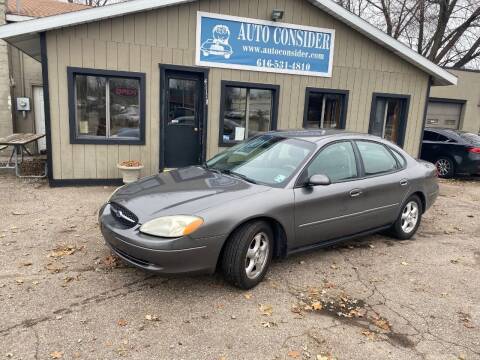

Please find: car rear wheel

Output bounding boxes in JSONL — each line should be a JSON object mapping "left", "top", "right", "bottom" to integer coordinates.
{"left": 390, "top": 195, "right": 422, "bottom": 240}
{"left": 221, "top": 221, "right": 273, "bottom": 289}
{"left": 435, "top": 157, "right": 454, "bottom": 178}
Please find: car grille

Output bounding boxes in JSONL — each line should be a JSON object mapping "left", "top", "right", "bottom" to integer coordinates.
{"left": 110, "top": 202, "right": 138, "bottom": 227}
{"left": 113, "top": 245, "right": 151, "bottom": 267}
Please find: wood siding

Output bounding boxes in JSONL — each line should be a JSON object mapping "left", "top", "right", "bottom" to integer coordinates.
{"left": 46, "top": 0, "right": 429, "bottom": 180}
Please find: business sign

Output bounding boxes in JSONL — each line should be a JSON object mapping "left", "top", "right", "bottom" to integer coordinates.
{"left": 196, "top": 12, "right": 335, "bottom": 77}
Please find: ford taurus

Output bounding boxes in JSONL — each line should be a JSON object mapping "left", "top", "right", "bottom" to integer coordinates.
{"left": 99, "top": 130, "right": 438, "bottom": 289}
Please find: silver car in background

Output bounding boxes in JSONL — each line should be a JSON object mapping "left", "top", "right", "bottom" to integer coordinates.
{"left": 99, "top": 130, "right": 439, "bottom": 289}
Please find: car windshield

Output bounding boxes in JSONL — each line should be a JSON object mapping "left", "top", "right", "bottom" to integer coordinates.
{"left": 459, "top": 132, "right": 480, "bottom": 146}
{"left": 205, "top": 134, "right": 315, "bottom": 187}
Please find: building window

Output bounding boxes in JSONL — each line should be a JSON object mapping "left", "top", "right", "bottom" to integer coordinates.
{"left": 369, "top": 93, "right": 409, "bottom": 146}
{"left": 219, "top": 81, "right": 279, "bottom": 146}
{"left": 68, "top": 67, "right": 146, "bottom": 144}
{"left": 303, "top": 88, "right": 348, "bottom": 129}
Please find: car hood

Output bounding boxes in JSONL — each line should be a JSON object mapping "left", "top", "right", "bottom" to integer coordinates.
{"left": 110, "top": 166, "right": 270, "bottom": 222}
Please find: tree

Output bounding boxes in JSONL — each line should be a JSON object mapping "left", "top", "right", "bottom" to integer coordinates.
{"left": 337, "top": 0, "right": 480, "bottom": 69}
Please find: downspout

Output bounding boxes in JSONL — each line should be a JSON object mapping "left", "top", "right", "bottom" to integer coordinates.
{"left": 40, "top": 32, "right": 53, "bottom": 182}
{"left": 417, "top": 76, "right": 433, "bottom": 158}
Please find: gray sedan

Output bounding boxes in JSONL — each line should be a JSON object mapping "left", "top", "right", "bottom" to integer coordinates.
{"left": 99, "top": 130, "right": 439, "bottom": 289}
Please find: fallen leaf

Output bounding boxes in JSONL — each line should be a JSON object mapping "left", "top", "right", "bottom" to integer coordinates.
{"left": 49, "top": 245, "right": 82, "bottom": 258}
{"left": 401, "top": 261, "right": 409, "bottom": 266}
{"left": 15, "top": 278, "right": 24, "bottom": 284}
{"left": 361, "top": 330, "right": 376, "bottom": 340}
{"left": 45, "top": 262, "right": 65, "bottom": 273}
{"left": 373, "top": 318, "right": 391, "bottom": 331}
{"left": 259, "top": 304, "right": 273, "bottom": 316}
{"left": 145, "top": 314, "right": 160, "bottom": 321}
{"left": 312, "top": 301, "right": 322, "bottom": 311}
{"left": 117, "top": 319, "right": 127, "bottom": 327}
{"left": 261, "top": 321, "right": 277, "bottom": 328}
{"left": 287, "top": 350, "right": 301, "bottom": 358}
{"left": 103, "top": 255, "right": 120, "bottom": 269}
{"left": 50, "top": 351, "right": 63, "bottom": 359}
{"left": 291, "top": 305, "right": 303, "bottom": 314}
{"left": 19, "top": 261, "right": 32, "bottom": 267}
{"left": 244, "top": 293, "right": 252, "bottom": 300}
{"left": 12, "top": 211, "right": 27, "bottom": 215}
{"left": 330, "top": 264, "right": 337, "bottom": 270}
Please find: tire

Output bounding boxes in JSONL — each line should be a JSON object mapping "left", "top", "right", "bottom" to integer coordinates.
{"left": 434, "top": 157, "right": 455, "bottom": 178}
{"left": 221, "top": 221, "right": 273, "bottom": 289}
{"left": 390, "top": 195, "right": 422, "bottom": 240}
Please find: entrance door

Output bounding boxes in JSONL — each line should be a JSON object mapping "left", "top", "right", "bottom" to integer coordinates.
{"left": 162, "top": 68, "right": 205, "bottom": 169}
{"left": 33, "top": 86, "right": 46, "bottom": 152}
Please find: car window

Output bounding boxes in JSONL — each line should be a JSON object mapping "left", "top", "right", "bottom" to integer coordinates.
{"left": 437, "top": 134, "right": 456, "bottom": 143}
{"left": 390, "top": 148, "right": 406, "bottom": 168}
{"left": 423, "top": 131, "right": 438, "bottom": 141}
{"left": 356, "top": 141, "right": 398, "bottom": 175}
{"left": 306, "top": 141, "right": 358, "bottom": 182}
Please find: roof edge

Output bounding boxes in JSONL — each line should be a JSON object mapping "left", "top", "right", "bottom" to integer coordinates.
{"left": 0, "top": 0, "right": 194, "bottom": 39}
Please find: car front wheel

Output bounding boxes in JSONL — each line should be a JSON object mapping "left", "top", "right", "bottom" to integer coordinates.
{"left": 221, "top": 221, "right": 273, "bottom": 289}
{"left": 390, "top": 195, "right": 422, "bottom": 240}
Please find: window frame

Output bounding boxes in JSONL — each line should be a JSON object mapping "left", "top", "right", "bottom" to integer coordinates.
{"left": 218, "top": 80, "right": 279, "bottom": 147}
{"left": 295, "top": 140, "right": 362, "bottom": 187}
{"left": 368, "top": 93, "right": 410, "bottom": 147}
{"left": 302, "top": 87, "right": 349, "bottom": 130}
{"left": 353, "top": 139, "right": 404, "bottom": 178}
{"left": 67, "top": 67, "right": 146, "bottom": 145}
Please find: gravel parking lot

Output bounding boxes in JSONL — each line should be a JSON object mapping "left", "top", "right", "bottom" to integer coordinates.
{"left": 1, "top": 173, "right": 479, "bottom": 360}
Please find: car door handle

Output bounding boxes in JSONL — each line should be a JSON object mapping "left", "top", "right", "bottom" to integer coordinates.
{"left": 400, "top": 179, "right": 408, "bottom": 186}
{"left": 349, "top": 189, "right": 362, "bottom": 198}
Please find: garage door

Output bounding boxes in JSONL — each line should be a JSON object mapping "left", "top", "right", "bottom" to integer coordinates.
{"left": 426, "top": 101, "right": 462, "bottom": 129}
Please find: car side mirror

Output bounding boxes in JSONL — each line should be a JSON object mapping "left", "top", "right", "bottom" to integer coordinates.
{"left": 308, "top": 174, "right": 331, "bottom": 186}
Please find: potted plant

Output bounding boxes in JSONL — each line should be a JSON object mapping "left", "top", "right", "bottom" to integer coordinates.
{"left": 117, "top": 160, "right": 143, "bottom": 184}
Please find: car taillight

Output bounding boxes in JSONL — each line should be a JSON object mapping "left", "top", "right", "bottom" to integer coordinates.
{"left": 468, "top": 147, "right": 480, "bottom": 153}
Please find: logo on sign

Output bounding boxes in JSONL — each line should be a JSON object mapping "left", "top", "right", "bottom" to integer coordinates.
{"left": 196, "top": 12, "right": 335, "bottom": 77}
{"left": 201, "top": 24, "right": 233, "bottom": 59}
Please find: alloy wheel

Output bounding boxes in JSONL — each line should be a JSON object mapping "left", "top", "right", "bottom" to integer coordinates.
{"left": 401, "top": 201, "right": 419, "bottom": 234}
{"left": 435, "top": 159, "right": 451, "bottom": 177}
{"left": 245, "top": 232, "right": 269, "bottom": 279}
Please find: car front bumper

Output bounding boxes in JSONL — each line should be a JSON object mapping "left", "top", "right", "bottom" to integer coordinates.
{"left": 99, "top": 203, "right": 225, "bottom": 275}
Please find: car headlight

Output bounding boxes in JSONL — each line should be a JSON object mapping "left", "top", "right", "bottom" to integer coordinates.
{"left": 108, "top": 185, "right": 125, "bottom": 202}
{"left": 139, "top": 215, "right": 204, "bottom": 238}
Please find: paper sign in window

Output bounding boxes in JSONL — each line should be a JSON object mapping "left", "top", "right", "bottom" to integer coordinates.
{"left": 235, "top": 127, "right": 245, "bottom": 141}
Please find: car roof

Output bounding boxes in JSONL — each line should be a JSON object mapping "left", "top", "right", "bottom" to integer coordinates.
{"left": 267, "top": 129, "right": 377, "bottom": 143}
{"left": 424, "top": 127, "right": 467, "bottom": 138}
